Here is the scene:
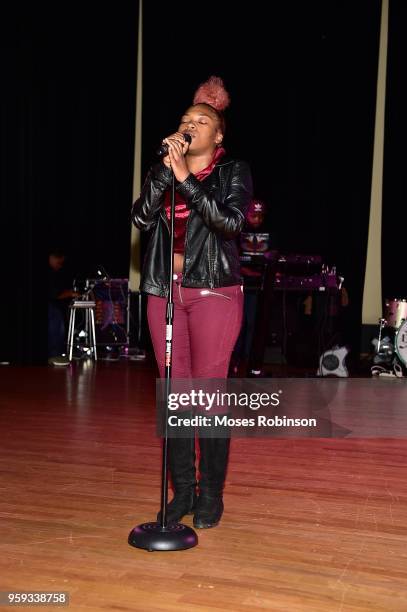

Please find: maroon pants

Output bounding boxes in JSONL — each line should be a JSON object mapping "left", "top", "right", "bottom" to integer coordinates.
{"left": 147, "top": 275, "right": 243, "bottom": 378}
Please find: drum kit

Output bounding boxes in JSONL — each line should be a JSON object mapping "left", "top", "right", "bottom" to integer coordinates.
{"left": 374, "top": 298, "right": 407, "bottom": 370}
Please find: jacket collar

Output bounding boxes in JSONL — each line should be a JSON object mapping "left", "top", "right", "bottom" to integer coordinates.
{"left": 215, "top": 154, "right": 234, "bottom": 167}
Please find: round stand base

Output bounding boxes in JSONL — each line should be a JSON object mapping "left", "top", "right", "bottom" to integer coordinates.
{"left": 128, "top": 522, "right": 198, "bottom": 552}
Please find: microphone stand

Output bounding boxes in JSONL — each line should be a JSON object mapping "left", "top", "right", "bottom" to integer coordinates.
{"left": 128, "top": 171, "right": 198, "bottom": 552}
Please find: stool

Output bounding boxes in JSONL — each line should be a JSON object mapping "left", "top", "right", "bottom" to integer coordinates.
{"left": 67, "top": 300, "right": 98, "bottom": 361}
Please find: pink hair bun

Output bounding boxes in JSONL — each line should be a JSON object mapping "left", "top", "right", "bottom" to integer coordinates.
{"left": 193, "top": 76, "right": 230, "bottom": 112}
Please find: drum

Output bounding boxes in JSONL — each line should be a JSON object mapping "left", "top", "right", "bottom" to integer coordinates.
{"left": 395, "top": 319, "right": 407, "bottom": 367}
{"left": 384, "top": 298, "right": 407, "bottom": 328}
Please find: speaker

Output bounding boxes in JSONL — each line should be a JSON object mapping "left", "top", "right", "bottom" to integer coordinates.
{"left": 318, "top": 346, "right": 349, "bottom": 377}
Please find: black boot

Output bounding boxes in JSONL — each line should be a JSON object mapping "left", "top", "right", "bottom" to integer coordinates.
{"left": 193, "top": 436, "right": 230, "bottom": 529}
{"left": 157, "top": 435, "right": 197, "bottom": 524}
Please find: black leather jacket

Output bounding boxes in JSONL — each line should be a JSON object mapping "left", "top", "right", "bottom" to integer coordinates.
{"left": 131, "top": 155, "right": 253, "bottom": 297}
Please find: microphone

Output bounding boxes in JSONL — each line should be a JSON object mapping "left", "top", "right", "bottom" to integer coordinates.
{"left": 156, "top": 133, "right": 192, "bottom": 156}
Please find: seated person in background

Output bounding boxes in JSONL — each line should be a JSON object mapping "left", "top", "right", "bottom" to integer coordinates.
{"left": 48, "top": 249, "right": 78, "bottom": 365}
{"left": 239, "top": 198, "right": 277, "bottom": 283}
{"left": 231, "top": 199, "right": 277, "bottom": 376}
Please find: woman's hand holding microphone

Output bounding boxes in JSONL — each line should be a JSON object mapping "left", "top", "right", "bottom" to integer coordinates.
{"left": 161, "top": 132, "right": 191, "bottom": 183}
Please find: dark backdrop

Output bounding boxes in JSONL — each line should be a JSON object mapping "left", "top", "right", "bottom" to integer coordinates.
{"left": 2, "top": 0, "right": 402, "bottom": 365}
{"left": 383, "top": 1, "right": 407, "bottom": 300}
{"left": 1, "top": 3, "right": 139, "bottom": 363}
{"left": 142, "top": 0, "right": 382, "bottom": 352}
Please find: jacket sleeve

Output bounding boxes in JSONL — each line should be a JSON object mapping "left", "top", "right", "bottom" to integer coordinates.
{"left": 176, "top": 160, "right": 253, "bottom": 239}
{"left": 131, "top": 163, "right": 172, "bottom": 231}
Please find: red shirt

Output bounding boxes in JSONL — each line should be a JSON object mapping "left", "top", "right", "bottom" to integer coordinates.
{"left": 164, "top": 147, "right": 225, "bottom": 254}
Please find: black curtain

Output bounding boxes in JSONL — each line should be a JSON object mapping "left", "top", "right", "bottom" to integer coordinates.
{"left": 1, "top": 3, "right": 139, "bottom": 364}
{"left": 1, "top": 1, "right": 388, "bottom": 364}
{"left": 383, "top": 0, "right": 407, "bottom": 301}
{"left": 142, "top": 0, "right": 381, "bottom": 352}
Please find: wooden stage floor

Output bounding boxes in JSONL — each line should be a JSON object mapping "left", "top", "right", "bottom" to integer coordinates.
{"left": 1, "top": 361, "right": 407, "bottom": 611}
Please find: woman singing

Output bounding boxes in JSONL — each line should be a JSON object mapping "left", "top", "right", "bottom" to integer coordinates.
{"left": 132, "top": 76, "right": 253, "bottom": 528}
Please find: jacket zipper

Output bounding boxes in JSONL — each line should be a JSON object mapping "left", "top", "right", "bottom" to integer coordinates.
{"left": 208, "top": 166, "right": 224, "bottom": 289}
{"left": 209, "top": 233, "right": 214, "bottom": 288}
{"left": 183, "top": 213, "right": 192, "bottom": 276}
{"left": 160, "top": 209, "right": 170, "bottom": 233}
